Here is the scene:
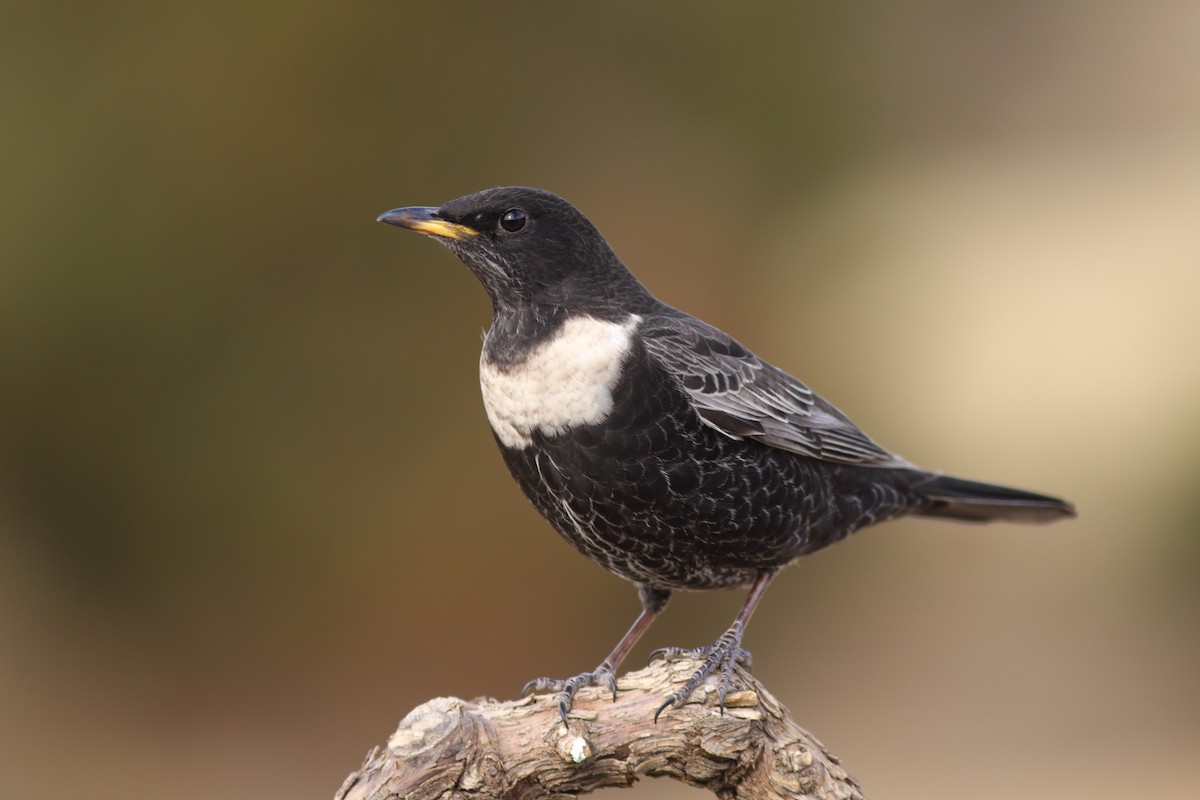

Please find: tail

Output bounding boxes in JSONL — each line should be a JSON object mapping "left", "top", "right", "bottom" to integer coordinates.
{"left": 915, "top": 474, "right": 1076, "bottom": 524}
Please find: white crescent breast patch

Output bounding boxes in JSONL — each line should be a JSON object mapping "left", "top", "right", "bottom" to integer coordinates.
{"left": 480, "top": 314, "right": 642, "bottom": 450}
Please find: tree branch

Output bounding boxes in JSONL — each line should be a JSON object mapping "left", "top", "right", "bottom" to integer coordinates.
{"left": 335, "top": 657, "right": 864, "bottom": 799}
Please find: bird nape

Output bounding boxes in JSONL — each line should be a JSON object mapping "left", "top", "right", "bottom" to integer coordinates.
{"left": 377, "top": 187, "right": 1076, "bottom": 724}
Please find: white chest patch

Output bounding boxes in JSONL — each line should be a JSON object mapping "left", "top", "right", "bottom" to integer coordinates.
{"left": 480, "top": 314, "right": 642, "bottom": 450}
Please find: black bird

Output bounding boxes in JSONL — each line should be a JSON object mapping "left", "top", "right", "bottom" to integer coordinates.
{"left": 377, "top": 187, "right": 1075, "bottom": 722}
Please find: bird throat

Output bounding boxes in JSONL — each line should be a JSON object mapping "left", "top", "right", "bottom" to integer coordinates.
{"left": 479, "top": 313, "right": 642, "bottom": 450}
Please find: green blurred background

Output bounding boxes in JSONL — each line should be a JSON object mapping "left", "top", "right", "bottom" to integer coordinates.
{"left": 2, "top": 2, "right": 1198, "bottom": 798}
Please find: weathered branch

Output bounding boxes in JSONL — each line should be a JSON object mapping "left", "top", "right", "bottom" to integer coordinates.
{"left": 335, "top": 657, "right": 863, "bottom": 800}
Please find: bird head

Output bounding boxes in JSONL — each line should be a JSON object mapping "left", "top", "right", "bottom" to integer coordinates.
{"left": 378, "top": 187, "right": 649, "bottom": 314}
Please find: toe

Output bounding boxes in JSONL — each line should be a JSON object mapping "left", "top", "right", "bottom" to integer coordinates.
{"left": 522, "top": 676, "right": 564, "bottom": 697}
{"left": 648, "top": 645, "right": 710, "bottom": 665}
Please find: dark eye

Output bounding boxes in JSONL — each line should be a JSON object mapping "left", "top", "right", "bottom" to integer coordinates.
{"left": 499, "top": 208, "right": 527, "bottom": 233}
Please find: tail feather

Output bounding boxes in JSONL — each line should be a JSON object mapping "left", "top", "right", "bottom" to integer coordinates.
{"left": 916, "top": 474, "right": 1076, "bottom": 524}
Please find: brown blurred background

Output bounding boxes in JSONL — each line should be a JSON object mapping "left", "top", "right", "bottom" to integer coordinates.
{"left": 2, "top": 2, "right": 1198, "bottom": 798}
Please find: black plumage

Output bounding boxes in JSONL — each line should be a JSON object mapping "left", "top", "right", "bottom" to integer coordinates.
{"left": 378, "top": 187, "right": 1075, "bottom": 721}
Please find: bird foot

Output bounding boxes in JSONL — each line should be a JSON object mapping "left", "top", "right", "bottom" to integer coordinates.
{"left": 521, "top": 666, "right": 618, "bottom": 726}
{"left": 649, "top": 630, "right": 752, "bottom": 722}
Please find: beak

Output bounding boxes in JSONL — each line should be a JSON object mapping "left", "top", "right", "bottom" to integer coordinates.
{"left": 376, "top": 206, "right": 478, "bottom": 241}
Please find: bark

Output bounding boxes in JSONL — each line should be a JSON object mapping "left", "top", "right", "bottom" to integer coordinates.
{"left": 335, "top": 657, "right": 863, "bottom": 800}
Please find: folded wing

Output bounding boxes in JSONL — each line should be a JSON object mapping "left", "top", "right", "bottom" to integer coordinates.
{"left": 639, "top": 312, "right": 912, "bottom": 469}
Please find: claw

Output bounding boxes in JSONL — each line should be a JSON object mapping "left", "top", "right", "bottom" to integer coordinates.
{"left": 603, "top": 670, "right": 618, "bottom": 702}
{"left": 653, "top": 694, "right": 676, "bottom": 724}
{"left": 556, "top": 695, "right": 572, "bottom": 727}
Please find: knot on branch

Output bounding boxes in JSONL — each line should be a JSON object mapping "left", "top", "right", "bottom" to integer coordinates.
{"left": 335, "top": 657, "right": 863, "bottom": 800}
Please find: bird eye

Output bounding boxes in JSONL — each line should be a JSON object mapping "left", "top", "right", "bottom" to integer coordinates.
{"left": 499, "top": 208, "right": 527, "bottom": 233}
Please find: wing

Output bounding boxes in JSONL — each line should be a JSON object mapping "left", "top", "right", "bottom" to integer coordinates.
{"left": 638, "top": 312, "right": 912, "bottom": 468}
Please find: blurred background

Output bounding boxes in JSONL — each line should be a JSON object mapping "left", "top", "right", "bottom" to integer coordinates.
{"left": 2, "top": 2, "right": 1198, "bottom": 798}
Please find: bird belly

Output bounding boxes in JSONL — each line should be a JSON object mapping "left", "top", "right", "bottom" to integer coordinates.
{"left": 493, "top": 349, "right": 905, "bottom": 590}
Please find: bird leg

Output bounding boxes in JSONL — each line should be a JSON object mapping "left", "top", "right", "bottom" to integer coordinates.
{"left": 652, "top": 570, "right": 776, "bottom": 721}
{"left": 523, "top": 586, "right": 670, "bottom": 726}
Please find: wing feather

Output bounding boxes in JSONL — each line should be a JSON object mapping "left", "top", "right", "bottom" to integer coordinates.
{"left": 639, "top": 313, "right": 911, "bottom": 468}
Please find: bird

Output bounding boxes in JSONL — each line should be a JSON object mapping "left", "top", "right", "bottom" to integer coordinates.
{"left": 377, "top": 186, "right": 1075, "bottom": 723}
